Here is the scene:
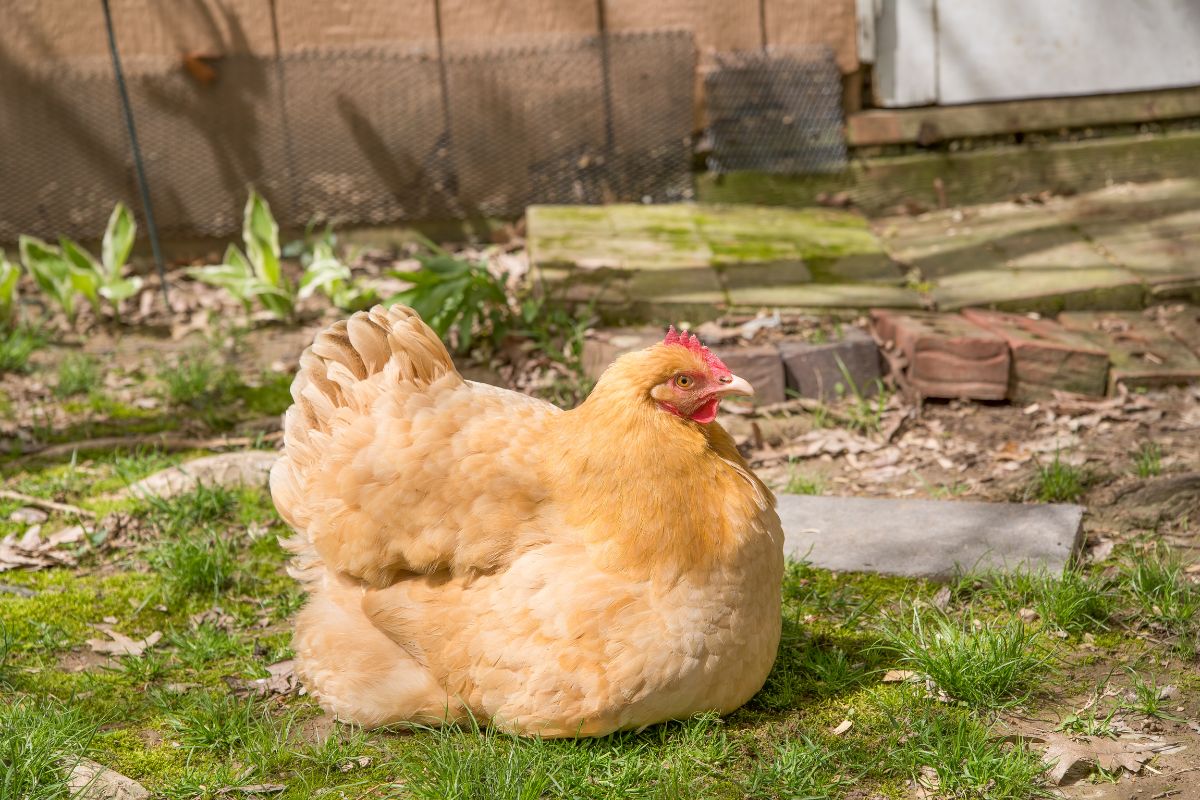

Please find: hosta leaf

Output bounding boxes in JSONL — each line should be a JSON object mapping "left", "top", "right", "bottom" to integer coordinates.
{"left": 102, "top": 202, "right": 136, "bottom": 278}
{"left": 99, "top": 276, "right": 143, "bottom": 303}
{"left": 69, "top": 266, "right": 101, "bottom": 308}
{"left": 243, "top": 190, "right": 281, "bottom": 287}
{"left": 18, "top": 236, "right": 73, "bottom": 303}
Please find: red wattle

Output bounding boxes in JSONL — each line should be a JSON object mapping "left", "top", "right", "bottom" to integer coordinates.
{"left": 689, "top": 397, "right": 719, "bottom": 424}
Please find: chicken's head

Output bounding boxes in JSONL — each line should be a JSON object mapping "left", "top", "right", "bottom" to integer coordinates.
{"left": 643, "top": 327, "right": 754, "bottom": 424}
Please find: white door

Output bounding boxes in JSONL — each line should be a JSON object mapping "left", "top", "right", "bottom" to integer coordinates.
{"left": 872, "top": 0, "right": 1200, "bottom": 107}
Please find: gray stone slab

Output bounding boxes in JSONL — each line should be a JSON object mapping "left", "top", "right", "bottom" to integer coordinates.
{"left": 777, "top": 494, "right": 1084, "bottom": 580}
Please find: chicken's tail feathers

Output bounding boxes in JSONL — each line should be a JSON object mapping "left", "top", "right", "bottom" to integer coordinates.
{"left": 270, "top": 304, "right": 458, "bottom": 574}
{"left": 284, "top": 303, "right": 457, "bottom": 442}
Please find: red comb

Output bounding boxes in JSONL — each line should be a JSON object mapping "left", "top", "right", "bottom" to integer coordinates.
{"left": 663, "top": 326, "right": 731, "bottom": 377}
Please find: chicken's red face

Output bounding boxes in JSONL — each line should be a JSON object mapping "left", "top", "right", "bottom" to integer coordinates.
{"left": 649, "top": 327, "right": 755, "bottom": 423}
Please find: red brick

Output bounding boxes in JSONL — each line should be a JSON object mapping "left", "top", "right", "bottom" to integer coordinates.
{"left": 961, "top": 308, "right": 1109, "bottom": 401}
{"left": 871, "top": 310, "right": 1009, "bottom": 400}
{"left": 1058, "top": 311, "right": 1200, "bottom": 392}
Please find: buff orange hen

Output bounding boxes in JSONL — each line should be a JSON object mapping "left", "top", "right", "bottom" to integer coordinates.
{"left": 270, "top": 304, "right": 784, "bottom": 736}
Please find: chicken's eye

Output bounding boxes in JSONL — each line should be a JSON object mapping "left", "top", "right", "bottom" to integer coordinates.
{"left": 674, "top": 374, "right": 694, "bottom": 389}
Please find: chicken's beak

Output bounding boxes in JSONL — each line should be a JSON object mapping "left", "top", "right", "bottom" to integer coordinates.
{"left": 714, "top": 373, "right": 755, "bottom": 399}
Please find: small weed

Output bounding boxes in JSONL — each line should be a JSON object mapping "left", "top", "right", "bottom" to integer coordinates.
{"left": 168, "top": 623, "right": 251, "bottom": 670}
{"left": 1133, "top": 442, "right": 1162, "bottom": 478}
{"left": 1120, "top": 669, "right": 1181, "bottom": 719}
{"left": 880, "top": 609, "right": 1053, "bottom": 707}
{"left": 784, "top": 462, "right": 823, "bottom": 496}
{"left": 0, "top": 326, "right": 45, "bottom": 373}
{"left": 149, "top": 529, "right": 238, "bottom": 598}
{"left": 748, "top": 736, "right": 849, "bottom": 798}
{"left": 1028, "top": 453, "right": 1087, "bottom": 503}
{"left": 1121, "top": 546, "right": 1200, "bottom": 635}
{"left": 54, "top": 353, "right": 99, "bottom": 398}
{"left": 833, "top": 355, "right": 890, "bottom": 436}
{"left": 161, "top": 691, "right": 270, "bottom": 753}
{"left": 986, "top": 567, "right": 1114, "bottom": 635}
{"left": 892, "top": 711, "right": 1052, "bottom": 799}
{"left": 157, "top": 353, "right": 237, "bottom": 408}
{"left": 140, "top": 483, "right": 239, "bottom": 533}
{"left": 104, "top": 650, "right": 173, "bottom": 687}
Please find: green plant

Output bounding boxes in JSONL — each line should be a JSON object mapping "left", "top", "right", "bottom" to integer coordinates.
{"left": 391, "top": 238, "right": 512, "bottom": 355}
{"left": 748, "top": 736, "right": 848, "bottom": 798}
{"left": 785, "top": 463, "right": 823, "bottom": 496}
{"left": 0, "top": 698, "right": 99, "bottom": 800}
{"left": 833, "top": 355, "right": 890, "bottom": 436}
{"left": 188, "top": 190, "right": 295, "bottom": 319}
{"left": 148, "top": 528, "right": 238, "bottom": 598}
{"left": 1120, "top": 669, "right": 1182, "bottom": 720}
{"left": 54, "top": 353, "right": 99, "bottom": 398}
{"left": 1028, "top": 453, "right": 1086, "bottom": 503}
{"left": 298, "top": 240, "right": 376, "bottom": 312}
{"left": 0, "top": 326, "right": 45, "bottom": 373}
{"left": 56, "top": 203, "right": 143, "bottom": 321}
{"left": 0, "top": 250, "right": 21, "bottom": 327}
{"left": 18, "top": 234, "right": 89, "bottom": 323}
{"left": 879, "top": 609, "right": 1053, "bottom": 707}
{"left": 1121, "top": 546, "right": 1200, "bottom": 635}
{"left": 156, "top": 352, "right": 237, "bottom": 408}
{"left": 1133, "top": 442, "right": 1162, "bottom": 478}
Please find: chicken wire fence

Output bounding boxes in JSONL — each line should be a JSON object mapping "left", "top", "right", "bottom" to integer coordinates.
{"left": 704, "top": 44, "right": 847, "bottom": 174}
{"left": 0, "top": 30, "right": 697, "bottom": 242}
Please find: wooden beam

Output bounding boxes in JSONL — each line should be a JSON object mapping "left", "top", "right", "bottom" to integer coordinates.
{"left": 847, "top": 86, "right": 1200, "bottom": 147}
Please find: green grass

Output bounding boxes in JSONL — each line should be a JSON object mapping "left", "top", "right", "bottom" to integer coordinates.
{"left": 0, "top": 326, "right": 45, "bottom": 373}
{"left": 1133, "top": 442, "right": 1163, "bottom": 478}
{"left": 784, "top": 464, "right": 823, "bottom": 496}
{"left": 1121, "top": 545, "right": 1200, "bottom": 636}
{"left": 1027, "top": 453, "right": 1087, "bottom": 503}
{"left": 157, "top": 352, "right": 238, "bottom": 408}
{"left": 53, "top": 353, "right": 99, "bottom": 398}
{"left": 2, "top": 451, "right": 1195, "bottom": 799}
{"left": 0, "top": 697, "right": 99, "bottom": 800}
{"left": 879, "top": 610, "right": 1054, "bottom": 708}
{"left": 982, "top": 567, "right": 1114, "bottom": 635}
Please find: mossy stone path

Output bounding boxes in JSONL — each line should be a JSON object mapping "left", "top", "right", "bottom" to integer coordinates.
{"left": 528, "top": 181, "right": 1200, "bottom": 321}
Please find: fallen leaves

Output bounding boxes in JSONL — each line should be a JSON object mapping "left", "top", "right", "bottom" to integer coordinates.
{"left": 225, "top": 659, "right": 299, "bottom": 698}
{"left": 121, "top": 450, "right": 279, "bottom": 500}
{"left": 86, "top": 625, "right": 163, "bottom": 657}
{"left": 0, "top": 525, "right": 87, "bottom": 571}
{"left": 67, "top": 758, "right": 149, "bottom": 800}
{"left": 1014, "top": 729, "right": 1189, "bottom": 786}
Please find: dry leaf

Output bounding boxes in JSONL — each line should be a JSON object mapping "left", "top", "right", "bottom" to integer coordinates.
{"left": 67, "top": 758, "right": 149, "bottom": 799}
{"left": 882, "top": 669, "right": 917, "bottom": 683}
{"left": 1038, "top": 731, "right": 1178, "bottom": 785}
{"left": 831, "top": 719, "right": 853, "bottom": 736}
{"left": 226, "top": 659, "right": 298, "bottom": 697}
{"left": 86, "top": 625, "right": 162, "bottom": 657}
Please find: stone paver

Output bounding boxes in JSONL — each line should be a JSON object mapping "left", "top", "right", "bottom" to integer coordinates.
{"left": 710, "top": 344, "right": 787, "bottom": 406}
{"left": 777, "top": 494, "right": 1084, "bottom": 579}
{"left": 528, "top": 181, "right": 1200, "bottom": 318}
{"left": 1058, "top": 311, "right": 1200, "bottom": 391}
{"left": 961, "top": 308, "right": 1110, "bottom": 400}
{"left": 778, "top": 328, "right": 883, "bottom": 400}
{"left": 872, "top": 310, "right": 1010, "bottom": 400}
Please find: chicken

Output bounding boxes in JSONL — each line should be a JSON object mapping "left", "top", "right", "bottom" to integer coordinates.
{"left": 270, "top": 304, "right": 784, "bottom": 736}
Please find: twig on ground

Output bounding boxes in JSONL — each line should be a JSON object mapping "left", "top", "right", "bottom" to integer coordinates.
{"left": 8, "top": 429, "right": 282, "bottom": 465}
{"left": 0, "top": 489, "right": 96, "bottom": 518}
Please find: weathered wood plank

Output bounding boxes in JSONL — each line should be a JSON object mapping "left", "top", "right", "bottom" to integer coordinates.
{"left": 848, "top": 86, "right": 1200, "bottom": 147}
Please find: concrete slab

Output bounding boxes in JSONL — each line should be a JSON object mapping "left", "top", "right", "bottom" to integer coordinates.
{"left": 777, "top": 494, "right": 1085, "bottom": 580}
{"left": 931, "top": 266, "right": 1147, "bottom": 312}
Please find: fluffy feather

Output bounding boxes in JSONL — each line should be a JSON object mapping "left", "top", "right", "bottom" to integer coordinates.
{"left": 271, "top": 304, "right": 784, "bottom": 735}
